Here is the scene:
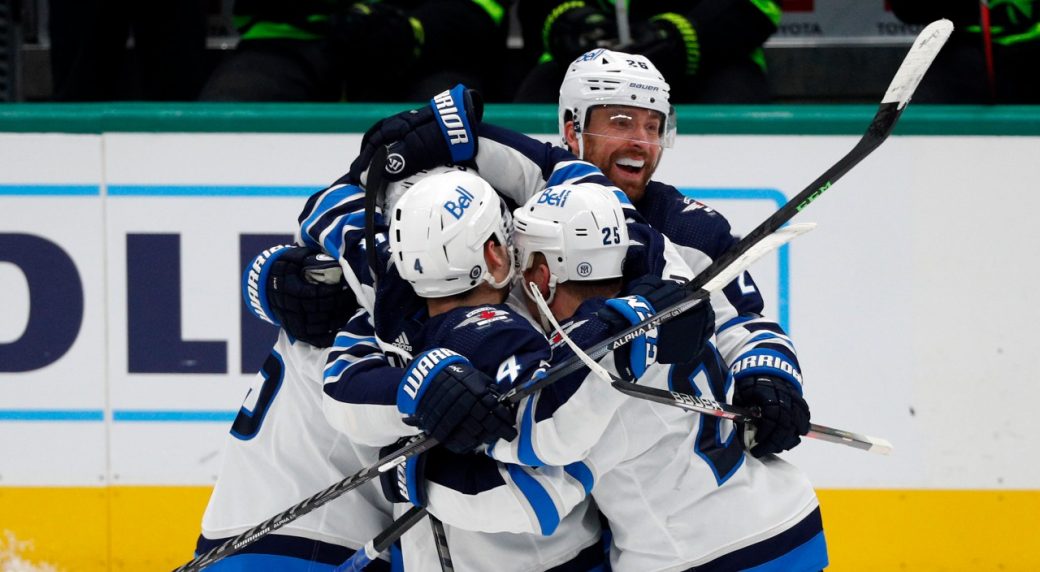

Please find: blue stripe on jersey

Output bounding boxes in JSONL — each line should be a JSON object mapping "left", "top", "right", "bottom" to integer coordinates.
{"left": 689, "top": 507, "right": 826, "bottom": 572}
{"left": 299, "top": 185, "right": 363, "bottom": 250}
{"left": 196, "top": 554, "right": 341, "bottom": 570}
{"left": 564, "top": 461, "right": 594, "bottom": 495}
{"left": 195, "top": 532, "right": 391, "bottom": 570}
{"left": 717, "top": 314, "right": 756, "bottom": 332}
{"left": 612, "top": 189, "right": 633, "bottom": 206}
{"left": 506, "top": 464, "right": 561, "bottom": 536}
{"left": 546, "top": 162, "right": 599, "bottom": 187}
{"left": 518, "top": 399, "right": 546, "bottom": 467}
{"left": 743, "top": 531, "right": 828, "bottom": 572}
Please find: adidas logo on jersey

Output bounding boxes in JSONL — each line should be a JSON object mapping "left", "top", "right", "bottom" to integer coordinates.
{"left": 393, "top": 332, "right": 413, "bottom": 353}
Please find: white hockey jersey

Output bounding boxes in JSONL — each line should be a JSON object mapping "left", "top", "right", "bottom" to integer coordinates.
{"left": 427, "top": 301, "right": 827, "bottom": 572}
{"left": 199, "top": 331, "right": 395, "bottom": 567}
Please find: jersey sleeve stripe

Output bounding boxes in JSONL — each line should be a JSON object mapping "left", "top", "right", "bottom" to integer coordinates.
{"left": 506, "top": 465, "right": 561, "bottom": 536}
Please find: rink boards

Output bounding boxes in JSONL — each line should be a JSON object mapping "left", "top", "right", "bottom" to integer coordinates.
{"left": 1, "top": 105, "right": 1038, "bottom": 570}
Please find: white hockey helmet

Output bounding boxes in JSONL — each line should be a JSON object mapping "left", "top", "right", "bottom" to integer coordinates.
{"left": 390, "top": 169, "right": 513, "bottom": 298}
{"left": 513, "top": 185, "right": 629, "bottom": 303}
{"left": 559, "top": 49, "right": 676, "bottom": 155}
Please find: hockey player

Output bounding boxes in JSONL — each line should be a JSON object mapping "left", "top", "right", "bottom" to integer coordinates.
{"left": 346, "top": 54, "right": 810, "bottom": 460}
{"left": 193, "top": 246, "right": 396, "bottom": 570}
{"left": 397, "top": 183, "right": 828, "bottom": 571}
{"left": 321, "top": 168, "right": 611, "bottom": 571}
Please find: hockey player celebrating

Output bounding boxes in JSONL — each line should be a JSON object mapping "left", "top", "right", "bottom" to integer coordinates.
{"left": 400, "top": 183, "right": 829, "bottom": 571}
{"left": 320, "top": 168, "right": 611, "bottom": 571}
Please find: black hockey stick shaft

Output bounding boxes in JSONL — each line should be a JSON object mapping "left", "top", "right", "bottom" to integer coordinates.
{"left": 334, "top": 505, "right": 428, "bottom": 571}
{"left": 174, "top": 21, "right": 950, "bottom": 572}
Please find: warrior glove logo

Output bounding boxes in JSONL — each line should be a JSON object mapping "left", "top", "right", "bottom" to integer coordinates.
{"left": 386, "top": 153, "right": 406, "bottom": 174}
{"left": 431, "top": 86, "right": 476, "bottom": 162}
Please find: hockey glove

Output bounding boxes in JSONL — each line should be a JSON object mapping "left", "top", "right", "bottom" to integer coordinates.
{"left": 242, "top": 245, "right": 357, "bottom": 348}
{"left": 598, "top": 276, "right": 715, "bottom": 371}
{"left": 378, "top": 436, "right": 429, "bottom": 506}
{"left": 348, "top": 84, "right": 483, "bottom": 184}
{"left": 397, "top": 348, "right": 518, "bottom": 454}
{"left": 597, "top": 295, "right": 658, "bottom": 381}
{"left": 733, "top": 375, "right": 810, "bottom": 457}
{"left": 628, "top": 13, "right": 701, "bottom": 79}
{"left": 544, "top": 3, "right": 617, "bottom": 62}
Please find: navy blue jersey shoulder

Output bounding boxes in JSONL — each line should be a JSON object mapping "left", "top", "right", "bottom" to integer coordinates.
{"left": 416, "top": 304, "right": 549, "bottom": 383}
{"left": 637, "top": 181, "right": 737, "bottom": 259}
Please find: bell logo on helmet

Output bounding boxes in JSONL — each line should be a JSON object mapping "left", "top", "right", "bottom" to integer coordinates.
{"left": 536, "top": 188, "right": 572, "bottom": 208}
{"left": 386, "top": 153, "right": 406, "bottom": 174}
{"left": 443, "top": 185, "right": 476, "bottom": 220}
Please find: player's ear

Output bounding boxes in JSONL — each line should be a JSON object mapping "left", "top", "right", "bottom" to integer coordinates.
{"left": 563, "top": 121, "right": 580, "bottom": 154}
{"left": 484, "top": 240, "right": 510, "bottom": 280}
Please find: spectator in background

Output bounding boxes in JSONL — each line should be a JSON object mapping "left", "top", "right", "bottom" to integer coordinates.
{"left": 890, "top": 0, "right": 1040, "bottom": 103}
{"left": 513, "top": 0, "right": 780, "bottom": 103}
{"left": 199, "top": 0, "right": 509, "bottom": 102}
{"left": 48, "top": 0, "right": 208, "bottom": 101}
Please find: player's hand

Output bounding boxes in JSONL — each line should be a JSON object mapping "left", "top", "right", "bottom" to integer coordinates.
{"left": 596, "top": 294, "right": 658, "bottom": 381}
{"left": 242, "top": 245, "right": 357, "bottom": 347}
{"left": 546, "top": 5, "right": 617, "bottom": 62}
{"left": 734, "top": 375, "right": 810, "bottom": 457}
{"left": 377, "top": 436, "right": 429, "bottom": 506}
{"left": 397, "top": 349, "right": 518, "bottom": 454}
{"left": 348, "top": 84, "right": 483, "bottom": 185}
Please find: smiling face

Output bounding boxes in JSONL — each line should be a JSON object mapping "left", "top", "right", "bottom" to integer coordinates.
{"left": 564, "top": 105, "right": 665, "bottom": 203}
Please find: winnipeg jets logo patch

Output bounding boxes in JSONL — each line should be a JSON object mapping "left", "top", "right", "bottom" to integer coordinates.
{"left": 682, "top": 198, "right": 715, "bottom": 214}
{"left": 455, "top": 306, "right": 511, "bottom": 329}
{"left": 549, "top": 319, "right": 589, "bottom": 349}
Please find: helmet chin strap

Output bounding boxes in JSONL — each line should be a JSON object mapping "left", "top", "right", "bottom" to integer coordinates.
{"left": 526, "top": 281, "right": 615, "bottom": 383}
{"left": 522, "top": 275, "right": 559, "bottom": 333}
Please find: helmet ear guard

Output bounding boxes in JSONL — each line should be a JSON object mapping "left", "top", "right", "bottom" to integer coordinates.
{"left": 559, "top": 49, "right": 676, "bottom": 156}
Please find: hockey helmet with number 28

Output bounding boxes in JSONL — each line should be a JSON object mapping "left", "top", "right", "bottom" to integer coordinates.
{"left": 559, "top": 49, "right": 676, "bottom": 155}
{"left": 390, "top": 169, "right": 513, "bottom": 298}
{"left": 513, "top": 184, "right": 629, "bottom": 304}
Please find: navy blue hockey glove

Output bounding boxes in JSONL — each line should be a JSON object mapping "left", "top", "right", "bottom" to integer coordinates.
{"left": 733, "top": 375, "right": 811, "bottom": 457}
{"left": 397, "top": 348, "right": 518, "bottom": 454}
{"left": 545, "top": 4, "right": 617, "bottom": 62}
{"left": 378, "top": 436, "right": 429, "bottom": 506}
{"left": 242, "top": 245, "right": 357, "bottom": 348}
{"left": 348, "top": 84, "right": 483, "bottom": 184}
{"left": 598, "top": 276, "right": 715, "bottom": 374}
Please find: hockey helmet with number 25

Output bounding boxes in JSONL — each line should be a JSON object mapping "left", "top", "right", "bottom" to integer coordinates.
{"left": 391, "top": 169, "right": 513, "bottom": 298}
{"left": 513, "top": 184, "right": 629, "bottom": 304}
{"left": 559, "top": 49, "right": 676, "bottom": 154}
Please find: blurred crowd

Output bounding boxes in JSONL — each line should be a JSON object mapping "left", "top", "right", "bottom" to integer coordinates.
{"left": 43, "top": 0, "right": 1040, "bottom": 104}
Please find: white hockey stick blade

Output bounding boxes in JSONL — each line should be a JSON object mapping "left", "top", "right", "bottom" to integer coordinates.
{"left": 882, "top": 19, "right": 953, "bottom": 109}
{"left": 701, "top": 222, "right": 815, "bottom": 293}
{"left": 807, "top": 424, "right": 893, "bottom": 455}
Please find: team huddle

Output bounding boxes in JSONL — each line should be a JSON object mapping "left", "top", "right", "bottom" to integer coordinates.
{"left": 193, "top": 49, "right": 827, "bottom": 572}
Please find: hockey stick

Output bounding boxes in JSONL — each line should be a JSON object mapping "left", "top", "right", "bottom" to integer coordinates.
{"left": 173, "top": 22, "right": 948, "bottom": 571}
{"left": 326, "top": 221, "right": 819, "bottom": 569}
{"left": 527, "top": 276, "right": 892, "bottom": 456}
{"left": 334, "top": 505, "right": 427, "bottom": 572}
